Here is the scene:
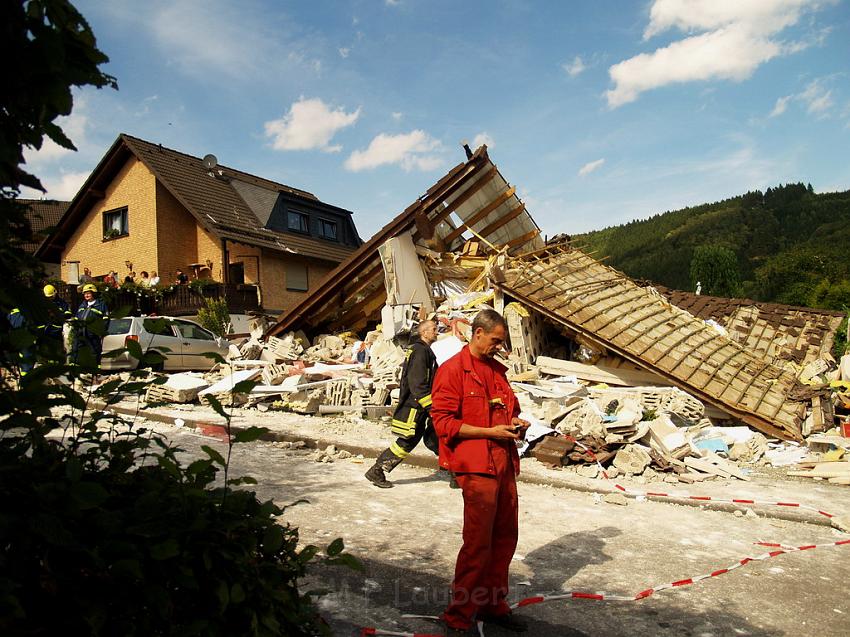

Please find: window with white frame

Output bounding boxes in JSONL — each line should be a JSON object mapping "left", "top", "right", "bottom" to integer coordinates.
{"left": 103, "top": 207, "right": 129, "bottom": 239}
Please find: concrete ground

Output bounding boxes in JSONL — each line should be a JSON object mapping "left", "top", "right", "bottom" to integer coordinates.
{"left": 120, "top": 405, "right": 850, "bottom": 637}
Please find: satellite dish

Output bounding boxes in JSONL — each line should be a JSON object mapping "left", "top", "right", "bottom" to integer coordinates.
{"left": 203, "top": 154, "right": 218, "bottom": 170}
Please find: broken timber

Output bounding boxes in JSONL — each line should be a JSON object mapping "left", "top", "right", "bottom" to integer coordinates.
{"left": 267, "top": 145, "right": 543, "bottom": 337}
{"left": 495, "top": 247, "right": 812, "bottom": 441}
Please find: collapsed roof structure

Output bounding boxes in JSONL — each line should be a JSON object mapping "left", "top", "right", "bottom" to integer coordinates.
{"left": 267, "top": 146, "right": 838, "bottom": 442}
{"left": 267, "top": 146, "right": 542, "bottom": 335}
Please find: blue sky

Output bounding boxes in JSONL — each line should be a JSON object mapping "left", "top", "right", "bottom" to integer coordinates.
{"left": 22, "top": 0, "right": 850, "bottom": 239}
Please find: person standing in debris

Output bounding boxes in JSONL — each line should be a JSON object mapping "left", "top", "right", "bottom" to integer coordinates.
{"left": 431, "top": 308, "right": 529, "bottom": 635}
{"left": 71, "top": 284, "right": 109, "bottom": 369}
{"left": 365, "top": 320, "right": 440, "bottom": 488}
{"left": 41, "top": 284, "right": 71, "bottom": 360}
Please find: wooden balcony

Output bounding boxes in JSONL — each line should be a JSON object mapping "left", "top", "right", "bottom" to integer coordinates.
{"left": 60, "top": 283, "right": 260, "bottom": 317}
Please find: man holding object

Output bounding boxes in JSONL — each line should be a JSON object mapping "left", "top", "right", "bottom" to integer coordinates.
{"left": 431, "top": 309, "right": 530, "bottom": 635}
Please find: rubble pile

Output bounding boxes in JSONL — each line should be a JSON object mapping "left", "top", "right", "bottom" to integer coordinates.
{"left": 128, "top": 146, "right": 849, "bottom": 488}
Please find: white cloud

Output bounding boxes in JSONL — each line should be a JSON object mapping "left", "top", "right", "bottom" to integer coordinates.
{"left": 24, "top": 171, "right": 90, "bottom": 200}
{"left": 643, "top": 0, "right": 812, "bottom": 39}
{"left": 607, "top": 0, "right": 827, "bottom": 107}
{"left": 345, "top": 130, "right": 443, "bottom": 172}
{"left": 769, "top": 78, "right": 835, "bottom": 118}
{"left": 562, "top": 56, "right": 586, "bottom": 77}
{"left": 391, "top": 112, "right": 403, "bottom": 121}
{"left": 769, "top": 95, "right": 792, "bottom": 117}
{"left": 264, "top": 97, "right": 360, "bottom": 153}
{"left": 472, "top": 132, "right": 494, "bottom": 149}
{"left": 338, "top": 47, "right": 350, "bottom": 58}
{"left": 799, "top": 79, "right": 833, "bottom": 114}
{"left": 23, "top": 104, "right": 88, "bottom": 165}
{"left": 578, "top": 158, "right": 605, "bottom": 177}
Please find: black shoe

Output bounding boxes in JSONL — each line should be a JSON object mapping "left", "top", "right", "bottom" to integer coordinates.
{"left": 365, "top": 464, "right": 393, "bottom": 488}
{"left": 479, "top": 612, "right": 527, "bottom": 632}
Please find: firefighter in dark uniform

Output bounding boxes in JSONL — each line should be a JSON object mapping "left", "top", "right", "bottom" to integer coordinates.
{"left": 71, "top": 283, "right": 109, "bottom": 367}
{"left": 7, "top": 306, "right": 35, "bottom": 376}
{"left": 365, "top": 320, "right": 440, "bottom": 488}
{"left": 40, "top": 284, "right": 71, "bottom": 361}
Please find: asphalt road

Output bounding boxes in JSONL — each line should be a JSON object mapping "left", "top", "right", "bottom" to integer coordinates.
{"left": 152, "top": 422, "right": 850, "bottom": 637}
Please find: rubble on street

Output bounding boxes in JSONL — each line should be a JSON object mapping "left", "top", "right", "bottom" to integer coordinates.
{"left": 106, "top": 145, "right": 848, "bottom": 490}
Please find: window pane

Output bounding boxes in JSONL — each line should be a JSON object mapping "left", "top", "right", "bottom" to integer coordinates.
{"left": 106, "top": 318, "right": 132, "bottom": 335}
{"left": 320, "top": 219, "right": 337, "bottom": 240}
{"left": 288, "top": 211, "right": 308, "bottom": 232}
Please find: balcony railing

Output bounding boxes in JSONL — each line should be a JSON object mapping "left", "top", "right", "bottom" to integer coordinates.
{"left": 60, "top": 283, "right": 260, "bottom": 317}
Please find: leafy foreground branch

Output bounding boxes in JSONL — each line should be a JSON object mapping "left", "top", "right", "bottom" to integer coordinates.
{"left": 0, "top": 359, "right": 360, "bottom": 637}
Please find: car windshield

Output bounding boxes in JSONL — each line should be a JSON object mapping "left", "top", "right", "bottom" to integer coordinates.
{"left": 106, "top": 318, "right": 132, "bottom": 335}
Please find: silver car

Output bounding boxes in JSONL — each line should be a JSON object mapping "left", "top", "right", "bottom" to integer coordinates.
{"left": 101, "top": 316, "right": 230, "bottom": 371}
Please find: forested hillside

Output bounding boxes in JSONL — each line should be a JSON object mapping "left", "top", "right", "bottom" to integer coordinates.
{"left": 574, "top": 183, "right": 850, "bottom": 311}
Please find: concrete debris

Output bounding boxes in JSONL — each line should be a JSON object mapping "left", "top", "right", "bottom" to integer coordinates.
{"left": 120, "top": 153, "right": 845, "bottom": 496}
{"left": 602, "top": 492, "right": 629, "bottom": 506}
{"left": 613, "top": 445, "right": 652, "bottom": 475}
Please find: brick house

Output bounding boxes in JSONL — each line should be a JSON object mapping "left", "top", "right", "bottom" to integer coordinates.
{"left": 18, "top": 199, "right": 70, "bottom": 279}
{"left": 36, "top": 134, "right": 362, "bottom": 313}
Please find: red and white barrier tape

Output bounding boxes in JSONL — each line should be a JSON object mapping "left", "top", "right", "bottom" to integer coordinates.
{"left": 361, "top": 434, "right": 848, "bottom": 633}
{"left": 360, "top": 618, "right": 483, "bottom": 637}
{"left": 562, "top": 433, "right": 841, "bottom": 522}
{"left": 510, "top": 537, "right": 850, "bottom": 608}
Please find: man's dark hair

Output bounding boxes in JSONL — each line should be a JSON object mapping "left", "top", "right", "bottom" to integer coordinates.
{"left": 471, "top": 308, "right": 507, "bottom": 334}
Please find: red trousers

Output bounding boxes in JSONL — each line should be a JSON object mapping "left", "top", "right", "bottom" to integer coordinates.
{"left": 443, "top": 442, "right": 518, "bottom": 629}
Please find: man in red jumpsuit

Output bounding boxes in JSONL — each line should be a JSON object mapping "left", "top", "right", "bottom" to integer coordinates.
{"left": 431, "top": 309, "right": 530, "bottom": 635}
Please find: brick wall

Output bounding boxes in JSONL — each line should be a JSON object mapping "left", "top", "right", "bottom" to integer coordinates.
{"left": 228, "top": 242, "right": 262, "bottom": 285}
{"left": 197, "top": 226, "right": 223, "bottom": 280}
{"left": 61, "top": 157, "right": 158, "bottom": 280}
{"left": 261, "top": 252, "right": 335, "bottom": 313}
{"left": 155, "top": 182, "right": 199, "bottom": 285}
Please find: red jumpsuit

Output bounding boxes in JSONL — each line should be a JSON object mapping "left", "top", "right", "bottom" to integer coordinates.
{"left": 431, "top": 346, "right": 520, "bottom": 630}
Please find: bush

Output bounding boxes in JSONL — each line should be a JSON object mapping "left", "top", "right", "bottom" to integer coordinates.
{"left": 1, "top": 4, "right": 356, "bottom": 635}
{"left": 197, "top": 296, "right": 231, "bottom": 337}
{"left": 0, "top": 359, "right": 358, "bottom": 637}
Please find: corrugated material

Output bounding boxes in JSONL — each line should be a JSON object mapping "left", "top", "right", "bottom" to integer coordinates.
{"left": 496, "top": 247, "right": 809, "bottom": 441}
{"left": 652, "top": 286, "right": 844, "bottom": 366}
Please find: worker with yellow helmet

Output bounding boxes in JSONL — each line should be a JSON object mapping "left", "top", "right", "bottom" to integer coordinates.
{"left": 42, "top": 284, "right": 71, "bottom": 344}
{"left": 72, "top": 283, "right": 110, "bottom": 367}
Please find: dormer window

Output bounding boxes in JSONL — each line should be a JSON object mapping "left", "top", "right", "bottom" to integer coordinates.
{"left": 287, "top": 210, "right": 309, "bottom": 233}
{"left": 319, "top": 218, "right": 337, "bottom": 241}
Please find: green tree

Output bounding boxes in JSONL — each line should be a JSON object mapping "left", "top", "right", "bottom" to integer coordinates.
{"left": 689, "top": 245, "right": 741, "bottom": 297}
{"left": 1, "top": 0, "right": 117, "bottom": 194}
{"left": 197, "top": 296, "right": 232, "bottom": 337}
{"left": 1, "top": 4, "right": 357, "bottom": 635}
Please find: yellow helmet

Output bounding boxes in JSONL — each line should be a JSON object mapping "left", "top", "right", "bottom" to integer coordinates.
{"left": 82, "top": 283, "right": 98, "bottom": 293}
{"left": 43, "top": 284, "right": 57, "bottom": 298}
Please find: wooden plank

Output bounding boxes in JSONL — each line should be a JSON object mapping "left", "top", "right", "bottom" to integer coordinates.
{"left": 444, "top": 186, "right": 516, "bottom": 243}
{"left": 429, "top": 165, "right": 498, "bottom": 227}
{"left": 535, "top": 356, "right": 670, "bottom": 386}
{"left": 505, "top": 228, "right": 541, "bottom": 251}
{"left": 330, "top": 285, "right": 386, "bottom": 328}
{"left": 477, "top": 202, "right": 526, "bottom": 239}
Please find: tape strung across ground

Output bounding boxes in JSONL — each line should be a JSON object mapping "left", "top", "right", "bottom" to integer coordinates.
{"left": 360, "top": 434, "right": 849, "bottom": 634}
